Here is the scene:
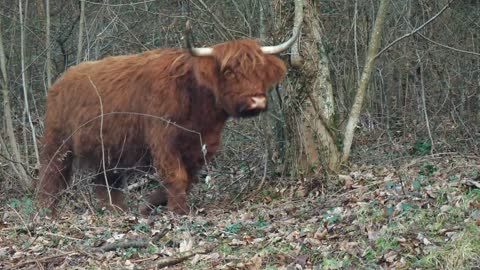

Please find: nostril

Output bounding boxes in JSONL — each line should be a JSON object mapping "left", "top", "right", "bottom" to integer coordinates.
{"left": 250, "top": 96, "right": 267, "bottom": 109}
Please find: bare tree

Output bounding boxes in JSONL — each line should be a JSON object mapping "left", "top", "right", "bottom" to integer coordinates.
{"left": 341, "top": 0, "right": 389, "bottom": 162}
{"left": 19, "top": 0, "right": 41, "bottom": 169}
{"left": 0, "top": 13, "right": 31, "bottom": 190}
{"left": 279, "top": 0, "right": 340, "bottom": 172}
{"left": 77, "top": 0, "right": 85, "bottom": 64}
{"left": 46, "top": 0, "right": 52, "bottom": 88}
{"left": 277, "top": 0, "right": 390, "bottom": 173}
{"left": 298, "top": 0, "right": 339, "bottom": 171}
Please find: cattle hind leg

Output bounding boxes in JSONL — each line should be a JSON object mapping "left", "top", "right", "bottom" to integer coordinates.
{"left": 139, "top": 186, "right": 168, "bottom": 215}
{"left": 94, "top": 171, "right": 127, "bottom": 212}
{"left": 36, "top": 143, "right": 73, "bottom": 216}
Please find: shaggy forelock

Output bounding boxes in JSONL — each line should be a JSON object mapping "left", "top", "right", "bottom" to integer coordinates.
{"left": 213, "top": 40, "right": 266, "bottom": 72}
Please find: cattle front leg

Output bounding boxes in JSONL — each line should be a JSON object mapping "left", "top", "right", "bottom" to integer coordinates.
{"left": 148, "top": 149, "right": 191, "bottom": 215}
{"left": 140, "top": 174, "right": 198, "bottom": 215}
{"left": 163, "top": 166, "right": 190, "bottom": 214}
{"left": 36, "top": 145, "right": 73, "bottom": 216}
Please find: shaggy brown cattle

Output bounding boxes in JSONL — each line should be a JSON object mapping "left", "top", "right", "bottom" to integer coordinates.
{"left": 37, "top": 31, "right": 298, "bottom": 215}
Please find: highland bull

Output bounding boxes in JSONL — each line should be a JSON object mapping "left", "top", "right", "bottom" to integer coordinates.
{"left": 37, "top": 26, "right": 299, "bottom": 216}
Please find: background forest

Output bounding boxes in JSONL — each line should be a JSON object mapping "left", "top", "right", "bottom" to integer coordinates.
{"left": 1, "top": 0, "right": 479, "bottom": 269}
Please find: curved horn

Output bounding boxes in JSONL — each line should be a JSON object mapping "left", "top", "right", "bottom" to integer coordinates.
{"left": 261, "top": 0, "right": 304, "bottom": 55}
{"left": 189, "top": 47, "right": 214, "bottom": 56}
{"left": 260, "top": 29, "right": 300, "bottom": 55}
{"left": 184, "top": 20, "right": 214, "bottom": 56}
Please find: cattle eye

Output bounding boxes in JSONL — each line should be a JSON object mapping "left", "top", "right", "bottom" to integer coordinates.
{"left": 223, "top": 68, "right": 235, "bottom": 79}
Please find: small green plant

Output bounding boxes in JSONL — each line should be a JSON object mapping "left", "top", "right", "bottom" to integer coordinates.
{"left": 225, "top": 223, "right": 242, "bottom": 234}
{"left": 322, "top": 208, "right": 342, "bottom": 225}
{"left": 448, "top": 175, "right": 459, "bottom": 182}
{"left": 21, "top": 240, "right": 32, "bottom": 249}
{"left": 133, "top": 223, "right": 150, "bottom": 233}
{"left": 254, "top": 216, "right": 269, "bottom": 228}
{"left": 9, "top": 196, "right": 36, "bottom": 216}
{"left": 470, "top": 168, "right": 478, "bottom": 178}
{"left": 321, "top": 257, "right": 343, "bottom": 269}
{"left": 363, "top": 247, "right": 377, "bottom": 262}
{"left": 218, "top": 244, "right": 233, "bottom": 254}
{"left": 102, "top": 229, "right": 112, "bottom": 239}
{"left": 146, "top": 244, "right": 159, "bottom": 254}
{"left": 401, "top": 202, "right": 418, "bottom": 213}
{"left": 412, "top": 139, "right": 432, "bottom": 155}
{"left": 375, "top": 236, "right": 399, "bottom": 253}
{"left": 261, "top": 190, "right": 280, "bottom": 201}
{"left": 420, "top": 163, "right": 437, "bottom": 176}
{"left": 412, "top": 174, "right": 427, "bottom": 192}
{"left": 96, "top": 207, "right": 106, "bottom": 216}
{"left": 122, "top": 247, "right": 138, "bottom": 259}
{"left": 386, "top": 206, "right": 395, "bottom": 217}
{"left": 412, "top": 179, "right": 422, "bottom": 191}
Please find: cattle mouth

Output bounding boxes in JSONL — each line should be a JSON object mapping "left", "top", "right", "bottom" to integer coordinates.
{"left": 239, "top": 108, "right": 266, "bottom": 118}
{"left": 235, "top": 95, "right": 268, "bottom": 118}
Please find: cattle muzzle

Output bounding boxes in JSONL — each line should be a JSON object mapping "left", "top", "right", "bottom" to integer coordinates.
{"left": 236, "top": 95, "right": 268, "bottom": 118}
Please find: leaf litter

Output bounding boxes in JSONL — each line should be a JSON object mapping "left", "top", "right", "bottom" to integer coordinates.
{"left": 1, "top": 155, "right": 479, "bottom": 269}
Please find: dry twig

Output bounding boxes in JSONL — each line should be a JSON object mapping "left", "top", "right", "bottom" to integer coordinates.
{"left": 93, "top": 228, "right": 168, "bottom": 252}
{"left": 13, "top": 251, "right": 78, "bottom": 268}
{"left": 151, "top": 243, "right": 217, "bottom": 269}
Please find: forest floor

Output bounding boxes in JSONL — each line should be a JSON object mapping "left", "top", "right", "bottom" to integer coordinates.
{"left": 1, "top": 154, "right": 480, "bottom": 269}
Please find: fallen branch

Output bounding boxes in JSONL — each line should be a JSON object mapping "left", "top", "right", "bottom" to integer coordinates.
{"left": 13, "top": 251, "right": 78, "bottom": 268}
{"left": 127, "top": 177, "right": 149, "bottom": 191}
{"left": 93, "top": 228, "right": 168, "bottom": 252}
{"left": 153, "top": 243, "right": 217, "bottom": 269}
{"left": 463, "top": 179, "right": 480, "bottom": 189}
{"left": 2, "top": 226, "right": 83, "bottom": 241}
{"left": 96, "top": 240, "right": 150, "bottom": 252}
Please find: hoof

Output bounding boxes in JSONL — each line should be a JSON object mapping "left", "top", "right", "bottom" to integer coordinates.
{"left": 139, "top": 204, "right": 156, "bottom": 216}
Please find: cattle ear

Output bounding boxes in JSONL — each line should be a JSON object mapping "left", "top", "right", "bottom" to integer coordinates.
{"left": 263, "top": 55, "right": 287, "bottom": 88}
{"left": 193, "top": 57, "right": 219, "bottom": 90}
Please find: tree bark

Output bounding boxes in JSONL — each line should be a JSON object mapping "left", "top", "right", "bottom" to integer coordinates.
{"left": 19, "top": 0, "right": 41, "bottom": 169}
{"left": 0, "top": 12, "right": 31, "bottom": 190}
{"left": 290, "top": 0, "right": 303, "bottom": 68}
{"left": 46, "top": 0, "right": 52, "bottom": 88}
{"left": 76, "top": 0, "right": 85, "bottom": 64}
{"left": 262, "top": 0, "right": 304, "bottom": 173}
{"left": 341, "top": 0, "right": 389, "bottom": 162}
{"left": 283, "top": 0, "right": 339, "bottom": 173}
{"left": 259, "top": 0, "right": 276, "bottom": 166}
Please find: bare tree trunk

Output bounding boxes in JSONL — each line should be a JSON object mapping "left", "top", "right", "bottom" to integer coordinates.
{"left": 289, "top": 0, "right": 303, "bottom": 68}
{"left": 19, "top": 0, "right": 41, "bottom": 169}
{"left": 35, "top": 0, "right": 44, "bottom": 18}
{"left": 259, "top": 0, "right": 275, "bottom": 163}
{"left": 416, "top": 52, "right": 434, "bottom": 155}
{"left": 341, "top": 0, "right": 389, "bottom": 162}
{"left": 46, "top": 0, "right": 52, "bottom": 88}
{"left": 303, "top": 0, "right": 339, "bottom": 171}
{"left": 76, "top": 0, "right": 85, "bottom": 64}
{"left": 305, "top": 1, "right": 335, "bottom": 122}
{"left": 0, "top": 14, "right": 31, "bottom": 190}
{"left": 262, "top": 0, "right": 304, "bottom": 172}
{"left": 477, "top": 77, "right": 480, "bottom": 126}
{"left": 283, "top": 0, "right": 339, "bottom": 173}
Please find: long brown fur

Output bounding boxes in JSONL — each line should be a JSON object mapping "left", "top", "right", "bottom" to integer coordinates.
{"left": 37, "top": 39, "right": 287, "bottom": 215}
